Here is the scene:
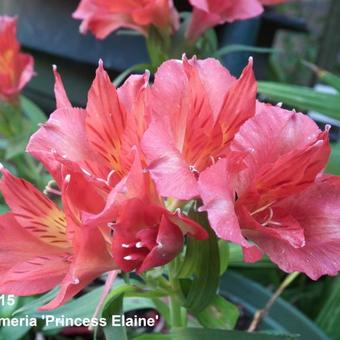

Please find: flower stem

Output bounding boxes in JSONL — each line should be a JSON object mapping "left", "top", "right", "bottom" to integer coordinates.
{"left": 248, "top": 272, "right": 300, "bottom": 331}
{"left": 168, "top": 260, "right": 185, "bottom": 328}
{"left": 89, "top": 270, "right": 120, "bottom": 331}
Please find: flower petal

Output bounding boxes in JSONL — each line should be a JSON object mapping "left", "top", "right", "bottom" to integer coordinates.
{"left": 52, "top": 65, "right": 72, "bottom": 109}
{"left": 39, "top": 227, "right": 115, "bottom": 310}
{"left": 198, "top": 158, "right": 249, "bottom": 246}
{"left": 247, "top": 181, "right": 340, "bottom": 279}
{"left": 86, "top": 61, "right": 128, "bottom": 175}
{"left": 0, "top": 169, "right": 70, "bottom": 248}
{"left": 232, "top": 104, "right": 326, "bottom": 196}
{"left": 27, "top": 106, "right": 95, "bottom": 184}
{"left": 0, "top": 255, "right": 70, "bottom": 296}
{"left": 137, "top": 214, "right": 184, "bottom": 273}
{"left": 217, "top": 58, "right": 257, "bottom": 147}
{"left": 142, "top": 117, "right": 199, "bottom": 200}
{"left": 0, "top": 213, "right": 69, "bottom": 295}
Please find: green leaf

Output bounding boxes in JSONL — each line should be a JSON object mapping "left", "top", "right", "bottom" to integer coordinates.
{"left": 196, "top": 295, "right": 239, "bottom": 330}
{"left": 183, "top": 211, "right": 220, "bottom": 314}
{"left": 15, "top": 281, "right": 155, "bottom": 331}
{"left": 4, "top": 134, "right": 29, "bottom": 159}
{"left": 302, "top": 61, "right": 340, "bottom": 92}
{"left": 327, "top": 142, "right": 340, "bottom": 175}
{"left": 198, "top": 29, "right": 218, "bottom": 57}
{"left": 135, "top": 334, "right": 171, "bottom": 340}
{"left": 229, "top": 244, "right": 274, "bottom": 268}
{"left": 134, "top": 334, "right": 174, "bottom": 340}
{"left": 175, "top": 329, "right": 298, "bottom": 339}
{"left": 113, "top": 63, "right": 151, "bottom": 87}
{"left": 316, "top": 276, "right": 340, "bottom": 340}
{"left": 257, "top": 81, "right": 340, "bottom": 120}
{"left": 218, "top": 240, "right": 229, "bottom": 276}
{"left": 20, "top": 95, "right": 46, "bottom": 126}
{"left": 102, "top": 293, "right": 128, "bottom": 340}
{"left": 137, "top": 329, "right": 298, "bottom": 340}
{"left": 176, "top": 238, "right": 201, "bottom": 279}
{"left": 0, "top": 204, "right": 8, "bottom": 214}
{"left": 215, "top": 45, "right": 277, "bottom": 58}
{"left": 14, "top": 287, "right": 59, "bottom": 317}
{"left": 151, "top": 298, "right": 171, "bottom": 326}
{"left": 0, "top": 324, "right": 31, "bottom": 340}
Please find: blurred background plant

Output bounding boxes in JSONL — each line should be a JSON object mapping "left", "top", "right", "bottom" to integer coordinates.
{"left": 0, "top": 16, "right": 48, "bottom": 214}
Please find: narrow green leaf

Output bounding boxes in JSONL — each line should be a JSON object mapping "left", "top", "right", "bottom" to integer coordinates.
{"left": 199, "top": 28, "right": 218, "bottom": 57}
{"left": 218, "top": 240, "right": 229, "bottom": 276}
{"left": 258, "top": 81, "right": 340, "bottom": 120}
{"left": 184, "top": 211, "right": 220, "bottom": 314}
{"left": 113, "top": 63, "right": 151, "bottom": 87}
{"left": 137, "top": 329, "right": 298, "bottom": 340}
{"left": 151, "top": 298, "right": 171, "bottom": 326}
{"left": 229, "top": 244, "right": 274, "bottom": 268}
{"left": 14, "top": 287, "right": 59, "bottom": 316}
{"left": 302, "top": 61, "right": 340, "bottom": 92}
{"left": 175, "top": 237, "right": 201, "bottom": 279}
{"left": 0, "top": 324, "right": 31, "bottom": 340}
{"left": 102, "top": 293, "right": 128, "bottom": 340}
{"left": 4, "top": 134, "right": 28, "bottom": 159}
{"left": 0, "top": 204, "right": 8, "bottom": 214}
{"left": 326, "top": 142, "right": 340, "bottom": 175}
{"left": 215, "top": 45, "right": 277, "bottom": 58}
{"left": 196, "top": 295, "right": 239, "bottom": 330}
{"left": 20, "top": 95, "right": 46, "bottom": 126}
{"left": 316, "top": 276, "right": 340, "bottom": 340}
{"left": 135, "top": 334, "right": 171, "bottom": 340}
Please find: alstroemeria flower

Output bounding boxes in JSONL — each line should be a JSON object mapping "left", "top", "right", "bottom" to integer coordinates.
{"left": 27, "top": 61, "right": 150, "bottom": 220}
{"left": 142, "top": 55, "right": 256, "bottom": 200}
{"left": 112, "top": 192, "right": 208, "bottom": 273}
{"left": 199, "top": 103, "right": 340, "bottom": 279}
{"left": 73, "top": 0, "right": 179, "bottom": 38}
{"left": 27, "top": 61, "right": 208, "bottom": 273}
{"left": 107, "top": 154, "right": 208, "bottom": 273}
{"left": 187, "top": 0, "right": 287, "bottom": 40}
{"left": 0, "top": 16, "right": 34, "bottom": 102}
{"left": 0, "top": 167, "right": 116, "bottom": 310}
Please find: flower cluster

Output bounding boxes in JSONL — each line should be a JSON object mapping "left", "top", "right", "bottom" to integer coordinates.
{"left": 1, "top": 55, "right": 339, "bottom": 311}
{"left": 73, "top": 0, "right": 286, "bottom": 40}
{"left": 0, "top": 16, "right": 34, "bottom": 102}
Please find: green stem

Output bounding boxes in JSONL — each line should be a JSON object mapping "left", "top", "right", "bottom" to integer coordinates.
{"left": 248, "top": 272, "right": 300, "bottom": 331}
{"left": 168, "top": 260, "right": 185, "bottom": 328}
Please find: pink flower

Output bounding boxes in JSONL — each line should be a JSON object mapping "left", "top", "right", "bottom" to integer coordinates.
{"left": 0, "top": 16, "right": 34, "bottom": 102}
{"left": 142, "top": 55, "right": 256, "bottom": 200}
{"left": 27, "top": 61, "right": 207, "bottom": 274}
{"left": 187, "top": 0, "right": 287, "bottom": 40}
{"left": 111, "top": 192, "right": 207, "bottom": 273}
{"left": 0, "top": 167, "right": 116, "bottom": 310}
{"left": 199, "top": 103, "right": 340, "bottom": 279}
{"left": 73, "top": 0, "right": 179, "bottom": 38}
{"left": 27, "top": 60, "right": 151, "bottom": 216}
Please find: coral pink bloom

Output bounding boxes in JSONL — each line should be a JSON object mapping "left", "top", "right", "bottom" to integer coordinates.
{"left": 187, "top": 0, "right": 287, "bottom": 40}
{"left": 0, "top": 16, "right": 34, "bottom": 102}
{"left": 142, "top": 55, "right": 256, "bottom": 200}
{"left": 73, "top": 0, "right": 179, "bottom": 38}
{"left": 108, "top": 155, "right": 208, "bottom": 273}
{"left": 27, "top": 61, "right": 150, "bottom": 219}
{"left": 199, "top": 103, "right": 340, "bottom": 279}
{"left": 112, "top": 199, "right": 204, "bottom": 272}
{"left": 0, "top": 167, "right": 116, "bottom": 310}
{"left": 27, "top": 61, "right": 207, "bottom": 272}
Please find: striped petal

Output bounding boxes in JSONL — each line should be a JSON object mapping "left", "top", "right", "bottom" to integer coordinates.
{"left": 0, "top": 168, "right": 70, "bottom": 248}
